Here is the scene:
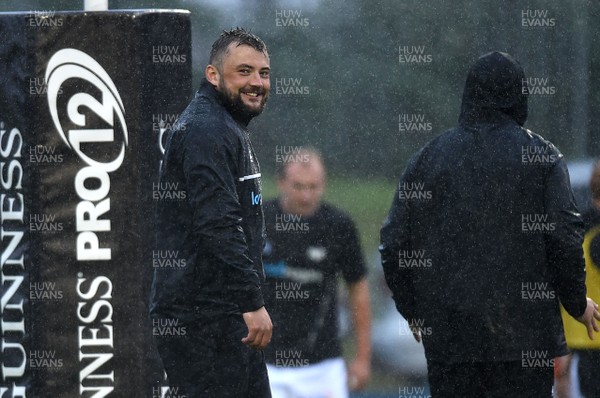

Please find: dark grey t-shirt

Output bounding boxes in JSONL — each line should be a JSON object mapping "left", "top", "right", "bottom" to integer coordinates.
{"left": 262, "top": 199, "right": 367, "bottom": 365}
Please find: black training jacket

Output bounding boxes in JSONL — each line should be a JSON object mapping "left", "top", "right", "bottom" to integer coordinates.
{"left": 380, "top": 52, "right": 587, "bottom": 363}
{"left": 150, "top": 79, "right": 265, "bottom": 321}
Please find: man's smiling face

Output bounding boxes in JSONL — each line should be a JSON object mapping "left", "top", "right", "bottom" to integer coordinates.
{"left": 211, "top": 43, "right": 270, "bottom": 118}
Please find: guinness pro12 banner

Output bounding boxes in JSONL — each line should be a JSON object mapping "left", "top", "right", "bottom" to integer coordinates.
{"left": 0, "top": 9, "right": 192, "bottom": 397}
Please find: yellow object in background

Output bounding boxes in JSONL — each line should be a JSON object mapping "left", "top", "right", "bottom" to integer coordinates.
{"left": 562, "top": 225, "right": 600, "bottom": 349}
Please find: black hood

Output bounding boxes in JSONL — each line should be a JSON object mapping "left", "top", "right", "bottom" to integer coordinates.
{"left": 458, "top": 51, "right": 528, "bottom": 127}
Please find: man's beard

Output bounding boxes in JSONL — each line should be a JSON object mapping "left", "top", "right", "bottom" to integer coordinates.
{"left": 217, "top": 77, "right": 268, "bottom": 122}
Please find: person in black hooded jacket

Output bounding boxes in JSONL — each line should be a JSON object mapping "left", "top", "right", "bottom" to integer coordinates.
{"left": 149, "top": 28, "right": 273, "bottom": 397}
{"left": 380, "top": 51, "right": 600, "bottom": 397}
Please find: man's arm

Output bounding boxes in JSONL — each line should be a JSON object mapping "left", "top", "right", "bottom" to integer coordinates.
{"left": 183, "top": 128, "right": 272, "bottom": 347}
{"left": 347, "top": 278, "right": 371, "bottom": 391}
{"left": 379, "top": 155, "right": 420, "bottom": 323}
{"left": 543, "top": 157, "right": 587, "bottom": 317}
{"left": 181, "top": 122, "right": 265, "bottom": 303}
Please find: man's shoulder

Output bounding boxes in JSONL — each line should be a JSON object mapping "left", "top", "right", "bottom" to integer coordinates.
{"left": 420, "top": 125, "right": 561, "bottom": 158}
{"left": 316, "top": 202, "right": 356, "bottom": 227}
{"left": 522, "top": 128, "right": 561, "bottom": 152}
{"left": 402, "top": 127, "right": 459, "bottom": 170}
{"left": 178, "top": 95, "right": 241, "bottom": 144}
{"left": 184, "top": 94, "right": 226, "bottom": 128}
{"left": 262, "top": 200, "right": 355, "bottom": 226}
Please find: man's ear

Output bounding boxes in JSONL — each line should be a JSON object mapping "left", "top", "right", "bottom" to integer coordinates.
{"left": 205, "top": 64, "right": 220, "bottom": 87}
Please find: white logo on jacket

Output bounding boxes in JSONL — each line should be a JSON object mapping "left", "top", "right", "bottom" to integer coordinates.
{"left": 306, "top": 246, "right": 327, "bottom": 263}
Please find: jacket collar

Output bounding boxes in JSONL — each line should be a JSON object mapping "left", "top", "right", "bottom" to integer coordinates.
{"left": 197, "top": 78, "right": 252, "bottom": 127}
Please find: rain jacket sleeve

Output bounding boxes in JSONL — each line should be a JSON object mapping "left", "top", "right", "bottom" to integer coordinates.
{"left": 182, "top": 120, "right": 264, "bottom": 314}
{"left": 544, "top": 156, "right": 587, "bottom": 318}
{"left": 379, "top": 152, "right": 420, "bottom": 322}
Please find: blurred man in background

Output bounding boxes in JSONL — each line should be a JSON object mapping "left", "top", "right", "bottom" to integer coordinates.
{"left": 380, "top": 51, "right": 600, "bottom": 397}
{"left": 262, "top": 149, "right": 371, "bottom": 397}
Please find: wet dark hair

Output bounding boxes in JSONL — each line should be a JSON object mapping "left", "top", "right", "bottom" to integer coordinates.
{"left": 209, "top": 27, "right": 268, "bottom": 70}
